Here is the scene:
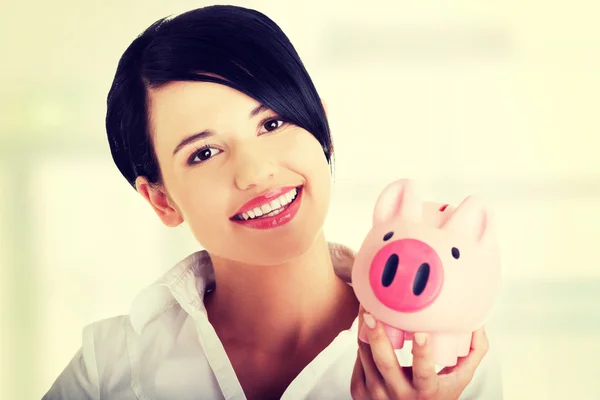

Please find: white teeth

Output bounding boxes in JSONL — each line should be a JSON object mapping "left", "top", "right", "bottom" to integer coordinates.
{"left": 237, "top": 187, "right": 300, "bottom": 221}
{"left": 270, "top": 198, "right": 282, "bottom": 210}
{"left": 264, "top": 208, "right": 284, "bottom": 218}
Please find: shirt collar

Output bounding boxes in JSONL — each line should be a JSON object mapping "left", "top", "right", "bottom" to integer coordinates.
{"left": 129, "top": 242, "right": 356, "bottom": 334}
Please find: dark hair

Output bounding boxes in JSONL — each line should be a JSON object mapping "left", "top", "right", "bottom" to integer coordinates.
{"left": 105, "top": 5, "right": 333, "bottom": 190}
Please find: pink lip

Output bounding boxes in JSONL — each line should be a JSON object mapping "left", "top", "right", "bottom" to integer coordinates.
{"left": 231, "top": 186, "right": 299, "bottom": 217}
{"left": 231, "top": 186, "right": 303, "bottom": 230}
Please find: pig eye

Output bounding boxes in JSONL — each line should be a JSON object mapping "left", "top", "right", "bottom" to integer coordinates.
{"left": 451, "top": 247, "right": 460, "bottom": 259}
{"left": 383, "top": 232, "right": 394, "bottom": 241}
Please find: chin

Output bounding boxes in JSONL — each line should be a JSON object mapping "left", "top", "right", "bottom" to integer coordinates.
{"left": 214, "top": 212, "right": 327, "bottom": 267}
{"left": 250, "top": 196, "right": 330, "bottom": 265}
{"left": 237, "top": 223, "right": 326, "bottom": 266}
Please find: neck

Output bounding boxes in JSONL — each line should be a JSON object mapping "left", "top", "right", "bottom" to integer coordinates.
{"left": 205, "top": 232, "right": 359, "bottom": 354}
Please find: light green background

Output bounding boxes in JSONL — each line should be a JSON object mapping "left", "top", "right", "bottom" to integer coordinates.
{"left": 1, "top": 1, "right": 599, "bottom": 399}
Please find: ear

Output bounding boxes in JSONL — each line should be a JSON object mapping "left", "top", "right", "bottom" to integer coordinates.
{"left": 441, "top": 195, "right": 494, "bottom": 244}
{"left": 372, "top": 179, "right": 422, "bottom": 226}
{"left": 135, "top": 176, "right": 184, "bottom": 228}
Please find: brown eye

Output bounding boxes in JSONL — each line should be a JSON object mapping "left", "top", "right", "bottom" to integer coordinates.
{"left": 188, "top": 146, "right": 222, "bottom": 165}
{"left": 197, "top": 148, "right": 212, "bottom": 161}
{"left": 261, "top": 119, "right": 283, "bottom": 133}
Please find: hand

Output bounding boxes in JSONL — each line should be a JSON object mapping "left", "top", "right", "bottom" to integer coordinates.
{"left": 350, "top": 306, "right": 489, "bottom": 400}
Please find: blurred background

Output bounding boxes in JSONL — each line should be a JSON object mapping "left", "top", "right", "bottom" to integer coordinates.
{"left": 1, "top": 0, "right": 598, "bottom": 398}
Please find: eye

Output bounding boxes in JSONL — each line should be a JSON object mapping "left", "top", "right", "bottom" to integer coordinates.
{"left": 188, "top": 146, "right": 222, "bottom": 165}
{"left": 259, "top": 118, "right": 285, "bottom": 134}
{"left": 383, "top": 232, "right": 394, "bottom": 241}
{"left": 451, "top": 247, "right": 460, "bottom": 259}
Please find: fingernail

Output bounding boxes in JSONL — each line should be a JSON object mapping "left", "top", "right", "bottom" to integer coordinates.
{"left": 363, "top": 313, "right": 377, "bottom": 329}
{"left": 414, "top": 332, "right": 427, "bottom": 346}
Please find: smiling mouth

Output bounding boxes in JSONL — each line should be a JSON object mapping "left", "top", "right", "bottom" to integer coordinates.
{"left": 231, "top": 186, "right": 303, "bottom": 221}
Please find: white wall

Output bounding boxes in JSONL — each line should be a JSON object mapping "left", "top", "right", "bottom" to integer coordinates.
{"left": 1, "top": 1, "right": 599, "bottom": 399}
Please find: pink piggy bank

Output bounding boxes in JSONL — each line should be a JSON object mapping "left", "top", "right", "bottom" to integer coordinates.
{"left": 352, "top": 179, "right": 501, "bottom": 367}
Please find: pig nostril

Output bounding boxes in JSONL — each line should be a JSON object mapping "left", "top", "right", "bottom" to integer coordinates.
{"left": 413, "top": 263, "right": 430, "bottom": 296}
{"left": 381, "top": 254, "right": 399, "bottom": 287}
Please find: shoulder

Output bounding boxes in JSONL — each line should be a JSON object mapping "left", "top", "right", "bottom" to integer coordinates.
{"left": 84, "top": 314, "right": 131, "bottom": 342}
{"left": 44, "top": 251, "right": 212, "bottom": 399}
{"left": 42, "top": 315, "right": 132, "bottom": 400}
{"left": 44, "top": 306, "right": 197, "bottom": 399}
{"left": 84, "top": 249, "right": 213, "bottom": 368}
{"left": 85, "top": 248, "right": 213, "bottom": 363}
{"left": 81, "top": 314, "right": 133, "bottom": 367}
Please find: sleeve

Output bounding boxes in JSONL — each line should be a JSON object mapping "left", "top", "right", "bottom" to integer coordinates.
{"left": 459, "top": 331, "right": 504, "bottom": 400}
{"left": 42, "top": 324, "right": 100, "bottom": 400}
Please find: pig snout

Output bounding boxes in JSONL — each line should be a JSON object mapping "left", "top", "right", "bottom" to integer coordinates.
{"left": 369, "top": 238, "right": 444, "bottom": 312}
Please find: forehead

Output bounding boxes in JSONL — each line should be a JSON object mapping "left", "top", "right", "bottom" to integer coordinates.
{"left": 147, "top": 81, "right": 258, "bottom": 145}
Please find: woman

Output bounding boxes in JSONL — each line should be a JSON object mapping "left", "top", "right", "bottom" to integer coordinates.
{"left": 44, "top": 5, "right": 502, "bottom": 400}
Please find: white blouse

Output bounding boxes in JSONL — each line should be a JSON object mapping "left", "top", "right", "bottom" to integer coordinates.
{"left": 43, "top": 243, "right": 503, "bottom": 399}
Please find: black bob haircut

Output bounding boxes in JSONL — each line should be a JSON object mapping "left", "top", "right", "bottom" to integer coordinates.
{"left": 106, "top": 5, "right": 334, "bottom": 190}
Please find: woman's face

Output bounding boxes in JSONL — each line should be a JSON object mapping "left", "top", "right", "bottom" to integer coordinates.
{"left": 143, "top": 81, "right": 332, "bottom": 265}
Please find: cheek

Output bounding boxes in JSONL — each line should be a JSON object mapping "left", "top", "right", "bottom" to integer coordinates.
{"left": 278, "top": 128, "right": 329, "bottom": 171}
{"left": 174, "top": 179, "right": 234, "bottom": 250}
{"left": 167, "top": 170, "right": 229, "bottom": 225}
{"left": 282, "top": 130, "right": 332, "bottom": 207}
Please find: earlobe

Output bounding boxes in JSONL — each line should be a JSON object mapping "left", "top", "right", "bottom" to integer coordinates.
{"left": 135, "top": 176, "right": 183, "bottom": 227}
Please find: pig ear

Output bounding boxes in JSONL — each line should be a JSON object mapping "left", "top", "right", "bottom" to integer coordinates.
{"left": 441, "top": 195, "right": 495, "bottom": 243}
{"left": 372, "top": 179, "right": 422, "bottom": 226}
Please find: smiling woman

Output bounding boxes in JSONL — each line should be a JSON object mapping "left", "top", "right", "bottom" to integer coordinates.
{"left": 43, "top": 4, "right": 502, "bottom": 400}
{"left": 139, "top": 79, "right": 333, "bottom": 267}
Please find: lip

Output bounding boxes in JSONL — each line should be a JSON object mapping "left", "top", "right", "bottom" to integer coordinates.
{"left": 231, "top": 186, "right": 303, "bottom": 230}
{"left": 231, "top": 186, "right": 299, "bottom": 217}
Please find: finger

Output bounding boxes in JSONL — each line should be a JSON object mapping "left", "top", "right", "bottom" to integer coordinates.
{"left": 350, "top": 350, "right": 368, "bottom": 400}
{"left": 357, "top": 308, "right": 391, "bottom": 399}
{"left": 358, "top": 341, "right": 390, "bottom": 400}
{"left": 410, "top": 332, "right": 439, "bottom": 396}
{"left": 448, "top": 327, "right": 489, "bottom": 384}
{"left": 362, "top": 312, "right": 413, "bottom": 398}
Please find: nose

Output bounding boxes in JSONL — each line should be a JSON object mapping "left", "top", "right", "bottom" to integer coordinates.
{"left": 233, "top": 145, "right": 277, "bottom": 191}
{"left": 370, "top": 239, "right": 443, "bottom": 312}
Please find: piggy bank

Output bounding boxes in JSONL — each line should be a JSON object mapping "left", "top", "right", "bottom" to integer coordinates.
{"left": 352, "top": 179, "right": 501, "bottom": 367}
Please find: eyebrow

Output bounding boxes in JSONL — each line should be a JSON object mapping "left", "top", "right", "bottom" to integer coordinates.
{"left": 172, "top": 104, "right": 269, "bottom": 156}
{"left": 249, "top": 104, "right": 268, "bottom": 117}
{"left": 172, "top": 130, "right": 213, "bottom": 156}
